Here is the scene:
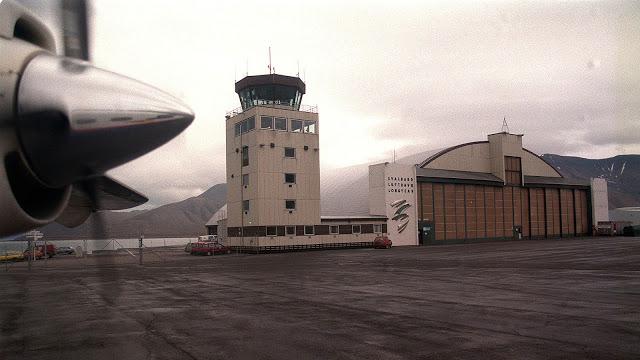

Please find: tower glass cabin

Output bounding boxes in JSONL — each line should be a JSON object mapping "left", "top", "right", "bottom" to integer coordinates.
{"left": 225, "top": 74, "right": 320, "bottom": 241}
{"left": 236, "top": 74, "right": 305, "bottom": 111}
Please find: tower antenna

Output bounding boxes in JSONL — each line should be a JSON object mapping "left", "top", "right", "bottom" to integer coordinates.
{"left": 297, "top": 60, "right": 300, "bottom": 77}
{"left": 501, "top": 116, "right": 510, "bottom": 133}
{"left": 268, "top": 46, "right": 272, "bottom": 74}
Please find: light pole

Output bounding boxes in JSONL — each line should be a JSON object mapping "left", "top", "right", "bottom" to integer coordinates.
{"left": 25, "top": 230, "right": 43, "bottom": 272}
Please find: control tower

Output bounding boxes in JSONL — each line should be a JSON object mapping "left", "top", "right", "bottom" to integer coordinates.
{"left": 225, "top": 74, "right": 320, "bottom": 240}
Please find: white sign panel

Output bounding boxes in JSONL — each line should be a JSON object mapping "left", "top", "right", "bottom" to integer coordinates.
{"left": 383, "top": 163, "right": 417, "bottom": 246}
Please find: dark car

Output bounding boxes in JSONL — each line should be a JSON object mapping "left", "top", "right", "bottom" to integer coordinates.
{"left": 190, "top": 242, "right": 232, "bottom": 256}
{"left": 373, "top": 236, "right": 392, "bottom": 249}
{"left": 56, "top": 246, "right": 75, "bottom": 255}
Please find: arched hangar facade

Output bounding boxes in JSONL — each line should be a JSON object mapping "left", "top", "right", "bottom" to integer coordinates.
{"left": 370, "top": 132, "right": 605, "bottom": 245}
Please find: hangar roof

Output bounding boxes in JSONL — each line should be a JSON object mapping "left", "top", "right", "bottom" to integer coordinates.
{"left": 416, "top": 168, "right": 503, "bottom": 185}
{"left": 523, "top": 176, "right": 589, "bottom": 188}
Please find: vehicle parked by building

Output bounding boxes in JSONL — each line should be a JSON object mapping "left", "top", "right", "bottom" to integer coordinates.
{"left": 23, "top": 244, "right": 57, "bottom": 260}
{"left": 373, "top": 235, "right": 392, "bottom": 249}
{"left": 190, "top": 242, "right": 231, "bottom": 256}
{"left": 56, "top": 246, "right": 75, "bottom": 255}
{"left": 23, "top": 248, "right": 43, "bottom": 260}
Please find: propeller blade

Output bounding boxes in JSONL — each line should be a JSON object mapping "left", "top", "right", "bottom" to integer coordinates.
{"left": 56, "top": 175, "right": 147, "bottom": 228}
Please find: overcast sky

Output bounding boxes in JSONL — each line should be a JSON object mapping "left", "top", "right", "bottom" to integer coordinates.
{"left": 86, "top": 0, "right": 639, "bottom": 208}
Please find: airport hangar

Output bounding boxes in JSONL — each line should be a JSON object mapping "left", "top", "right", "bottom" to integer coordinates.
{"left": 206, "top": 74, "right": 608, "bottom": 250}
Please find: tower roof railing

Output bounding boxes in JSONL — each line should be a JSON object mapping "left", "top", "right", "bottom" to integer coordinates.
{"left": 226, "top": 103, "right": 317, "bottom": 118}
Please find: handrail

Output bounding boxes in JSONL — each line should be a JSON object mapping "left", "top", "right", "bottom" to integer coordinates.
{"left": 226, "top": 103, "right": 318, "bottom": 118}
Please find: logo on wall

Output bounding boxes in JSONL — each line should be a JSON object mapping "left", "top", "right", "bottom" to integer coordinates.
{"left": 390, "top": 199, "right": 411, "bottom": 233}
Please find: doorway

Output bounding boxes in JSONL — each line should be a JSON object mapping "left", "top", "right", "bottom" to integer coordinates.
{"left": 418, "top": 221, "right": 435, "bottom": 245}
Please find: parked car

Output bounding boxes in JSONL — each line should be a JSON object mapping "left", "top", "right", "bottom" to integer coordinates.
{"left": 23, "top": 248, "right": 44, "bottom": 260}
{"left": 56, "top": 246, "right": 75, "bottom": 255}
{"left": 40, "top": 244, "right": 56, "bottom": 258}
{"left": 190, "top": 242, "right": 231, "bottom": 256}
{"left": 373, "top": 236, "right": 392, "bottom": 249}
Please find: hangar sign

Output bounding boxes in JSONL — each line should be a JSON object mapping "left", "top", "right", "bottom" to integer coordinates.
{"left": 369, "top": 163, "right": 418, "bottom": 246}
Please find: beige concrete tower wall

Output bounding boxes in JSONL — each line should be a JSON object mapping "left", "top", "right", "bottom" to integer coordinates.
{"left": 423, "top": 143, "right": 492, "bottom": 173}
{"left": 226, "top": 107, "right": 256, "bottom": 228}
{"left": 226, "top": 106, "right": 320, "bottom": 228}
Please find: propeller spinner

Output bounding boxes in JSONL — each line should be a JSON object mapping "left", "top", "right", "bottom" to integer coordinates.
{"left": 17, "top": 53, "right": 194, "bottom": 189}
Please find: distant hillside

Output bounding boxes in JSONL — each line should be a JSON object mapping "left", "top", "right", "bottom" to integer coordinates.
{"left": 37, "top": 153, "right": 638, "bottom": 239}
{"left": 40, "top": 184, "right": 227, "bottom": 239}
{"left": 320, "top": 153, "right": 640, "bottom": 215}
{"left": 541, "top": 154, "right": 640, "bottom": 209}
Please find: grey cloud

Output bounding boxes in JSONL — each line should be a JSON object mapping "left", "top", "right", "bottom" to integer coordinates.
{"left": 582, "top": 122, "right": 640, "bottom": 146}
{"left": 91, "top": 0, "right": 639, "bottom": 208}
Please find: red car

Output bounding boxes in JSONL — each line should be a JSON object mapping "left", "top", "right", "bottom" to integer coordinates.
{"left": 373, "top": 236, "right": 392, "bottom": 249}
{"left": 23, "top": 244, "right": 56, "bottom": 260}
{"left": 190, "top": 242, "right": 232, "bottom": 256}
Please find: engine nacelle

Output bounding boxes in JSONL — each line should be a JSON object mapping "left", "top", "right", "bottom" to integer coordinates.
{"left": 0, "top": 2, "right": 71, "bottom": 236}
{"left": 0, "top": 134, "right": 71, "bottom": 236}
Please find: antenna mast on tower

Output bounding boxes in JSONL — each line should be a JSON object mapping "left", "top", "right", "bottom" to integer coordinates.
{"left": 501, "top": 117, "right": 510, "bottom": 133}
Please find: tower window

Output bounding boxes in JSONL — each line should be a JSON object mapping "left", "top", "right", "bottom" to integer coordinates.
{"left": 285, "top": 173, "right": 296, "bottom": 184}
{"left": 285, "top": 200, "right": 296, "bottom": 210}
{"left": 275, "top": 117, "right": 287, "bottom": 131}
{"left": 329, "top": 225, "right": 339, "bottom": 234}
{"left": 352, "top": 225, "right": 361, "bottom": 234}
{"left": 242, "top": 146, "right": 249, "bottom": 167}
{"left": 261, "top": 116, "right": 273, "bottom": 129}
{"left": 286, "top": 226, "right": 295, "bottom": 235}
{"left": 242, "top": 200, "right": 250, "bottom": 212}
{"left": 236, "top": 116, "right": 256, "bottom": 136}
{"left": 246, "top": 116, "right": 255, "bottom": 131}
{"left": 303, "top": 121, "right": 316, "bottom": 134}
{"left": 284, "top": 147, "right": 295, "bottom": 158}
{"left": 266, "top": 226, "right": 277, "bottom": 236}
{"left": 242, "top": 174, "right": 249, "bottom": 186}
{"left": 291, "top": 119, "right": 303, "bottom": 133}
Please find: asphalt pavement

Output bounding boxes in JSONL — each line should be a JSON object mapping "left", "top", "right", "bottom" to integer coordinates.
{"left": 1, "top": 236, "right": 639, "bottom": 359}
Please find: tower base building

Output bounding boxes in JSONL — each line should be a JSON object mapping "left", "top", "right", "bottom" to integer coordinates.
{"left": 223, "top": 74, "right": 386, "bottom": 252}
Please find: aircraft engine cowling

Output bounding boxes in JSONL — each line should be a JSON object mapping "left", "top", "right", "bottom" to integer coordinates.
{"left": 0, "top": 132, "right": 72, "bottom": 236}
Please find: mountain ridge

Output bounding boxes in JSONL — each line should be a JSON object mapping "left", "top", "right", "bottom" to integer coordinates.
{"left": 36, "top": 154, "right": 638, "bottom": 239}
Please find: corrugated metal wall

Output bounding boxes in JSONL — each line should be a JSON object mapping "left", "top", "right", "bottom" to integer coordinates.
{"left": 418, "top": 182, "right": 590, "bottom": 242}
